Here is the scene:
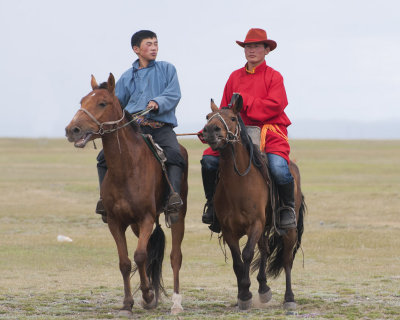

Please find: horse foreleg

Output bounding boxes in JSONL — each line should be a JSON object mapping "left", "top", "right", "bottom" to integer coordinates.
{"left": 238, "top": 223, "right": 263, "bottom": 310}
{"left": 282, "top": 229, "right": 297, "bottom": 311}
{"left": 256, "top": 233, "right": 272, "bottom": 304}
{"left": 134, "top": 218, "right": 156, "bottom": 309}
{"left": 108, "top": 221, "right": 134, "bottom": 313}
{"left": 169, "top": 216, "right": 184, "bottom": 314}
{"left": 223, "top": 234, "right": 249, "bottom": 310}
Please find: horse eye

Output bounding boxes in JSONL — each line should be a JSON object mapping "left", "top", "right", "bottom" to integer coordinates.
{"left": 206, "top": 115, "right": 210, "bottom": 120}
{"left": 231, "top": 117, "right": 236, "bottom": 121}
{"left": 99, "top": 102, "right": 107, "bottom": 108}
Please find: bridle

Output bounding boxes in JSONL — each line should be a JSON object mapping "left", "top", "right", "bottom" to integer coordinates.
{"left": 77, "top": 107, "right": 152, "bottom": 136}
{"left": 207, "top": 111, "right": 252, "bottom": 176}
{"left": 207, "top": 112, "right": 240, "bottom": 144}
{"left": 77, "top": 106, "right": 153, "bottom": 153}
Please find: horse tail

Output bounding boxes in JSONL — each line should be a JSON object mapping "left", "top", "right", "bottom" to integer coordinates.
{"left": 146, "top": 219, "right": 166, "bottom": 300}
{"left": 295, "top": 194, "right": 306, "bottom": 256}
{"left": 266, "top": 193, "right": 306, "bottom": 278}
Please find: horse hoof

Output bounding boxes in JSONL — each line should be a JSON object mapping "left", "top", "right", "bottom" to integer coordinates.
{"left": 118, "top": 309, "right": 132, "bottom": 317}
{"left": 283, "top": 301, "right": 297, "bottom": 311}
{"left": 171, "top": 293, "right": 183, "bottom": 315}
{"left": 259, "top": 289, "right": 272, "bottom": 304}
{"left": 142, "top": 295, "right": 157, "bottom": 310}
{"left": 238, "top": 298, "right": 252, "bottom": 310}
{"left": 171, "top": 305, "right": 183, "bottom": 315}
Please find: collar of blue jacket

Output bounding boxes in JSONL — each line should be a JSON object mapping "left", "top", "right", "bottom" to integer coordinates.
{"left": 131, "top": 59, "right": 155, "bottom": 72}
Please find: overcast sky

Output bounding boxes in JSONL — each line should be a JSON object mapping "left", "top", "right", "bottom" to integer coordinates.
{"left": 0, "top": 0, "right": 399, "bottom": 138}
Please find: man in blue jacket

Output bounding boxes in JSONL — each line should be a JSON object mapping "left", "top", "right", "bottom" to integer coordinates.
{"left": 96, "top": 30, "right": 185, "bottom": 226}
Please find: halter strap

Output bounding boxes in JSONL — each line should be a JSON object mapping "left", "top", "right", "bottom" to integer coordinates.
{"left": 207, "top": 111, "right": 253, "bottom": 176}
{"left": 207, "top": 112, "right": 240, "bottom": 143}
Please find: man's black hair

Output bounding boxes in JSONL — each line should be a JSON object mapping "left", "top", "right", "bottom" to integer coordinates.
{"left": 131, "top": 30, "right": 157, "bottom": 48}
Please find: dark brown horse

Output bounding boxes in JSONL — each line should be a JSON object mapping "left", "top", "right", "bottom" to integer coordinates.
{"left": 65, "top": 73, "right": 188, "bottom": 316}
{"left": 202, "top": 95, "right": 305, "bottom": 311}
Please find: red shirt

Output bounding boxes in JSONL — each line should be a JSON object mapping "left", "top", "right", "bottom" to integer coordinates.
{"left": 203, "top": 61, "right": 291, "bottom": 163}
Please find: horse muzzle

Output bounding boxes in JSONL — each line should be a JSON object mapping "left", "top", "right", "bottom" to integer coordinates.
{"left": 203, "top": 125, "right": 225, "bottom": 150}
{"left": 65, "top": 124, "right": 94, "bottom": 148}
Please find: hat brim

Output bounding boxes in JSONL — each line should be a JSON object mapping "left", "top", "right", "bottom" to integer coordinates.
{"left": 236, "top": 39, "right": 277, "bottom": 51}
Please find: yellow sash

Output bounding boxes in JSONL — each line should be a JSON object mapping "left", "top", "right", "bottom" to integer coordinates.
{"left": 260, "top": 124, "right": 289, "bottom": 151}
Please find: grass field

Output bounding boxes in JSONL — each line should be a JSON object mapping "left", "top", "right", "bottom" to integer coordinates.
{"left": 0, "top": 138, "right": 399, "bottom": 319}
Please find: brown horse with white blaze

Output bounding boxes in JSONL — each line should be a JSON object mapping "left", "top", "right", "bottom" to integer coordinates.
{"left": 65, "top": 73, "right": 188, "bottom": 316}
{"left": 202, "top": 95, "right": 305, "bottom": 311}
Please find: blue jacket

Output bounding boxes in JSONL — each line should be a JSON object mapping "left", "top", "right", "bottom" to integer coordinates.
{"left": 115, "top": 59, "right": 181, "bottom": 127}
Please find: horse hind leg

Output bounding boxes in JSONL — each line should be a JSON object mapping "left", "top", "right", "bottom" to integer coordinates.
{"left": 169, "top": 213, "right": 185, "bottom": 314}
{"left": 255, "top": 233, "right": 272, "bottom": 305}
{"left": 107, "top": 220, "right": 134, "bottom": 314}
{"left": 282, "top": 229, "right": 298, "bottom": 311}
{"left": 134, "top": 218, "right": 157, "bottom": 309}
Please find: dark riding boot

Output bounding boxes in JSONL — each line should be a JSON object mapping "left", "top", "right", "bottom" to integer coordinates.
{"left": 95, "top": 159, "right": 107, "bottom": 223}
{"left": 165, "top": 165, "right": 183, "bottom": 227}
{"left": 276, "top": 181, "right": 297, "bottom": 230}
{"left": 201, "top": 167, "right": 216, "bottom": 224}
{"left": 201, "top": 167, "right": 221, "bottom": 233}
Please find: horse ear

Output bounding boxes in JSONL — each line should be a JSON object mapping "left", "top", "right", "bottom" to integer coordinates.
{"left": 107, "top": 73, "right": 115, "bottom": 94}
{"left": 210, "top": 99, "right": 219, "bottom": 112}
{"left": 91, "top": 74, "right": 98, "bottom": 90}
{"left": 231, "top": 93, "right": 243, "bottom": 114}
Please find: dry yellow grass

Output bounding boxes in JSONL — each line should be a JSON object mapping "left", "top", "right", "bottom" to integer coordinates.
{"left": 0, "top": 138, "right": 399, "bottom": 319}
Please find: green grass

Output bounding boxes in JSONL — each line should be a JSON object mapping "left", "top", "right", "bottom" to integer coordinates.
{"left": 0, "top": 138, "right": 399, "bottom": 319}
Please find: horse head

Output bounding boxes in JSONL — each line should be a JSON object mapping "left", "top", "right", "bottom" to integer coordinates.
{"left": 202, "top": 93, "right": 243, "bottom": 150}
{"left": 65, "top": 73, "right": 122, "bottom": 148}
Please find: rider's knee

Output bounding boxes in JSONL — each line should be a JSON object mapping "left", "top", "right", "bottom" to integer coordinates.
{"left": 267, "top": 153, "right": 293, "bottom": 185}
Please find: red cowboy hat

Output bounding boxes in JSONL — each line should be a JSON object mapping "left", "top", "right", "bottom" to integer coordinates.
{"left": 236, "top": 28, "right": 277, "bottom": 51}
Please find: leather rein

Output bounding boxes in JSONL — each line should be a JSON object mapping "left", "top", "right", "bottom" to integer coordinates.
{"left": 77, "top": 107, "right": 152, "bottom": 136}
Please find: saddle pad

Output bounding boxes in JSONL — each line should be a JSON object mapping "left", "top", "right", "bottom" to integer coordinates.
{"left": 246, "top": 126, "right": 261, "bottom": 147}
{"left": 142, "top": 134, "right": 167, "bottom": 164}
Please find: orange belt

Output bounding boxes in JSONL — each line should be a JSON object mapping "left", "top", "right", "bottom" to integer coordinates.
{"left": 260, "top": 124, "right": 289, "bottom": 151}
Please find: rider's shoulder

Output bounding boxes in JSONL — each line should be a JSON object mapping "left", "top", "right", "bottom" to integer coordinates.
{"left": 155, "top": 61, "right": 178, "bottom": 72}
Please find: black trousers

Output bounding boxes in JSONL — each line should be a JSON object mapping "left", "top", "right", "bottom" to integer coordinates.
{"left": 96, "top": 125, "right": 185, "bottom": 187}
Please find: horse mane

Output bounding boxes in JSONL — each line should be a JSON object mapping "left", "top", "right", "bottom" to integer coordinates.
{"left": 98, "top": 82, "right": 141, "bottom": 133}
{"left": 124, "top": 111, "right": 141, "bottom": 133}
{"left": 98, "top": 82, "right": 109, "bottom": 90}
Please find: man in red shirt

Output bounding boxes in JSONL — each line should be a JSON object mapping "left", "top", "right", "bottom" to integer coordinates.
{"left": 201, "top": 28, "right": 296, "bottom": 231}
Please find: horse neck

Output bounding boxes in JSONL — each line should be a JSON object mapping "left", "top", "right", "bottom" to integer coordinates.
{"left": 219, "top": 140, "right": 250, "bottom": 176}
{"left": 101, "top": 119, "right": 144, "bottom": 177}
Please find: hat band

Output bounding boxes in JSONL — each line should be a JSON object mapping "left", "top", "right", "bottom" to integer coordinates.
{"left": 244, "top": 38, "right": 268, "bottom": 42}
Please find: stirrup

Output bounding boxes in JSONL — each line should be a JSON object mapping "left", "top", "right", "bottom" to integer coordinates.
{"left": 276, "top": 206, "right": 297, "bottom": 231}
{"left": 202, "top": 201, "right": 213, "bottom": 224}
{"left": 95, "top": 199, "right": 107, "bottom": 224}
{"left": 165, "top": 192, "right": 183, "bottom": 228}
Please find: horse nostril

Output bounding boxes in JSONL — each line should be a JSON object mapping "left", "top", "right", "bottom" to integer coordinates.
{"left": 214, "top": 126, "right": 221, "bottom": 132}
{"left": 72, "top": 126, "right": 81, "bottom": 135}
